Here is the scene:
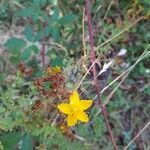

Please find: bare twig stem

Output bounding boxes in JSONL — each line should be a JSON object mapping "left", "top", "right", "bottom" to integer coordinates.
{"left": 82, "top": 7, "right": 86, "bottom": 59}
{"left": 124, "top": 121, "right": 150, "bottom": 150}
{"left": 85, "top": 0, "right": 118, "bottom": 150}
{"left": 41, "top": 44, "right": 45, "bottom": 68}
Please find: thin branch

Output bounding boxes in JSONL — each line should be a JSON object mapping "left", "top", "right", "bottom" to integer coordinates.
{"left": 41, "top": 44, "right": 45, "bottom": 68}
{"left": 82, "top": 7, "right": 86, "bottom": 60}
{"left": 124, "top": 121, "right": 150, "bottom": 150}
{"left": 82, "top": 7, "right": 89, "bottom": 72}
{"left": 11, "top": 0, "right": 25, "bottom": 8}
{"left": 85, "top": 0, "right": 118, "bottom": 150}
{"left": 103, "top": 0, "right": 113, "bottom": 20}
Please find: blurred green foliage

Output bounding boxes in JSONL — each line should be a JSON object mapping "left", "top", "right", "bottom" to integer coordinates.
{"left": 0, "top": 0, "right": 150, "bottom": 149}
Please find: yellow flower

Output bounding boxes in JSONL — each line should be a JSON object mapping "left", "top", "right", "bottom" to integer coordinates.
{"left": 47, "top": 66, "right": 61, "bottom": 75}
{"left": 57, "top": 91, "right": 93, "bottom": 127}
{"left": 53, "top": 66, "right": 61, "bottom": 74}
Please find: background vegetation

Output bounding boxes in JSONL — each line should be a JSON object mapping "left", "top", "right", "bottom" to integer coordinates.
{"left": 0, "top": 0, "right": 149, "bottom": 149}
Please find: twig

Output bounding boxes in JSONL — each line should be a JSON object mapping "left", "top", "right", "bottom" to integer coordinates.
{"left": 124, "top": 121, "right": 150, "bottom": 150}
{"left": 82, "top": 7, "right": 89, "bottom": 72}
{"left": 103, "top": 0, "right": 113, "bottom": 20}
{"left": 41, "top": 44, "right": 45, "bottom": 68}
{"left": 11, "top": 0, "right": 25, "bottom": 8}
{"left": 85, "top": 0, "right": 118, "bottom": 150}
{"left": 82, "top": 7, "right": 86, "bottom": 60}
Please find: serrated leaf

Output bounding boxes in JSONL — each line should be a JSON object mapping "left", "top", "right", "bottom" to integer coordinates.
{"left": 59, "top": 14, "right": 77, "bottom": 25}
{"left": 4, "top": 38, "right": 26, "bottom": 52}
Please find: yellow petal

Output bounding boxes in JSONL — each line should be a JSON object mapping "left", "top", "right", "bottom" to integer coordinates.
{"left": 53, "top": 66, "right": 61, "bottom": 74}
{"left": 57, "top": 103, "right": 73, "bottom": 114}
{"left": 77, "top": 100, "right": 93, "bottom": 110}
{"left": 76, "top": 111, "right": 89, "bottom": 122}
{"left": 67, "top": 114, "right": 77, "bottom": 126}
{"left": 70, "top": 91, "right": 80, "bottom": 105}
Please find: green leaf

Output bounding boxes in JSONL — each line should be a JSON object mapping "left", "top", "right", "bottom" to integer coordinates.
{"left": 44, "top": 81, "right": 52, "bottom": 90}
{"left": 139, "top": 63, "right": 145, "bottom": 75}
{"left": 35, "top": 69, "right": 43, "bottom": 77}
{"left": 0, "top": 132, "right": 23, "bottom": 150}
{"left": 59, "top": 14, "right": 77, "bottom": 25}
{"left": 10, "top": 54, "right": 21, "bottom": 64}
{"left": 52, "top": 8, "right": 60, "bottom": 21}
{"left": 48, "top": 49, "right": 65, "bottom": 67}
{"left": 33, "top": 31, "right": 44, "bottom": 42}
{"left": 27, "top": 45, "right": 39, "bottom": 54}
{"left": 51, "top": 57, "right": 64, "bottom": 67}
{"left": 21, "top": 48, "right": 32, "bottom": 61}
{"left": 48, "top": 0, "right": 58, "bottom": 5}
{"left": 31, "top": 45, "right": 39, "bottom": 54}
{"left": 21, "top": 45, "right": 39, "bottom": 61}
{"left": 4, "top": 38, "right": 26, "bottom": 52}
{"left": 33, "top": 0, "right": 47, "bottom": 7}
{"left": 0, "top": 107, "right": 5, "bottom": 113}
{"left": 25, "top": 26, "right": 33, "bottom": 42}
{"left": 18, "top": 7, "right": 39, "bottom": 23}
{"left": 21, "top": 135, "right": 32, "bottom": 150}
{"left": 0, "top": 141, "right": 4, "bottom": 150}
{"left": 18, "top": 8, "right": 33, "bottom": 18}
{"left": 51, "top": 26, "right": 60, "bottom": 41}
{"left": 0, "top": 74, "right": 4, "bottom": 82}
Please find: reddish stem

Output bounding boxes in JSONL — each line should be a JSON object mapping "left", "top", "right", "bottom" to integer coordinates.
{"left": 85, "top": 0, "right": 118, "bottom": 149}
{"left": 41, "top": 44, "right": 45, "bottom": 68}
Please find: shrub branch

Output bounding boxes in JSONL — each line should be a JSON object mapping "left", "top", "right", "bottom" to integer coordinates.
{"left": 85, "top": 0, "right": 118, "bottom": 149}
{"left": 41, "top": 44, "right": 45, "bottom": 68}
